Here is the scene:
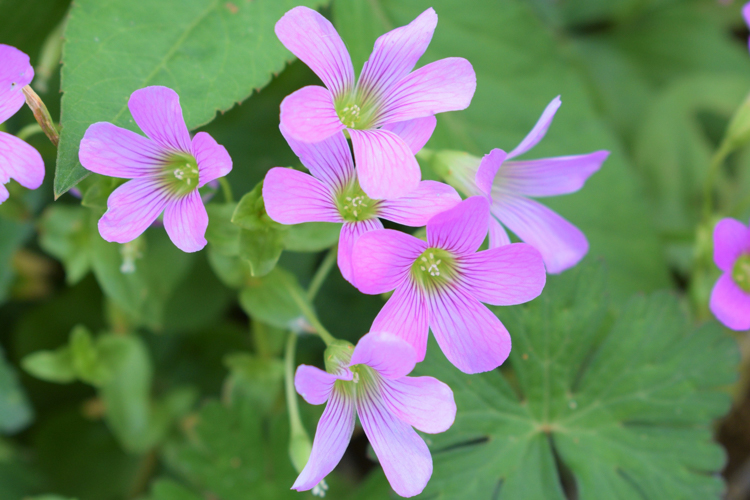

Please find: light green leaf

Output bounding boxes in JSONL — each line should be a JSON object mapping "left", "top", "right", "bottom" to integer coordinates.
{"left": 55, "top": 0, "right": 327, "bottom": 196}
{"left": 285, "top": 222, "right": 342, "bottom": 252}
{"left": 38, "top": 205, "right": 93, "bottom": 285}
{"left": 0, "top": 347, "right": 33, "bottom": 434}
{"left": 21, "top": 348, "right": 77, "bottom": 384}
{"left": 239, "top": 267, "right": 306, "bottom": 329}
{"left": 223, "top": 353, "right": 285, "bottom": 412}
{"left": 205, "top": 202, "right": 240, "bottom": 256}
{"left": 69, "top": 325, "right": 111, "bottom": 386}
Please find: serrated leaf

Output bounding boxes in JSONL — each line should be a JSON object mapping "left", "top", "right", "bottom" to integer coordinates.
{"left": 239, "top": 267, "right": 306, "bottom": 329}
{"left": 55, "top": 0, "right": 327, "bottom": 196}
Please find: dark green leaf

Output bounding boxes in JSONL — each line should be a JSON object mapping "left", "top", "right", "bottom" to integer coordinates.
{"left": 239, "top": 267, "right": 305, "bottom": 329}
{"left": 0, "top": 347, "right": 33, "bottom": 434}
{"left": 0, "top": 218, "right": 32, "bottom": 304}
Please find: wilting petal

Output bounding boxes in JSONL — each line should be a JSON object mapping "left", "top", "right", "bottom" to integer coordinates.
{"left": 461, "top": 243, "right": 545, "bottom": 306}
{"left": 349, "top": 128, "right": 420, "bottom": 200}
{"left": 280, "top": 127, "right": 353, "bottom": 192}
{"left": 372, "top": 281, "right": 429, "bottom": 362}
{"left": 710, "top": 274, "right": 750, "bottom": 331}
{"left": 292, "top": 389, "right": 355, "bottom": 491}
{"left": 358, "top": 8, "right": 437, "bottom": 103}
{"left": 163, "top": 190, "right": 208, "bottom": 253}
{"left": 489, "top": 215, "right": 510, "bottom": 247}
{"left": 350, "top": 332, "right": 417, "bottom": 379}
{"left": 427, "top": 196, "right": 489, "bottom": 255}
{"left": 352, "top": 229, "right": 427, "bottom": 294}
{"left": 128, "top": 86, "right": 192, "bottom": 153}
{"left": 382, "top": 376, "right": 456, "bottom": 434}
{"left": 381, "top": 116, "right": 437, "bottom": 154}
{"left": 493, "top": 195, "right": 588, "bottom": 274}
{"left": 377, "top": 58, "right": 476, "bottom": 125}
{"left": 280, "top": 86, "right": 344, "bottom": 143}
{"left": 338, "top": 218, "right": 383, "bottom": 285}
{"left": 275, "top": 6, "right": 354, "bottom": 97}
{"left": 0, "top": 131, "right": 44, "bottom": 191}
{"left": 378, "top": 180, "right": 461, "bottom": 226}
{"left": 99, "top": 178, "right": 170, "bottom": 244}
{"left": 295, "top": 364, "right": 341, "bottom": 405}
{"left": 498, "top": 151, "right": 607, "bottom": 197}
{"left": 475, "top": 148, "right": 506, "bottom": 197}
{"left": 0, "top": 44, "right": 34, "bottom": 123}
{"left": 262, "top": 167, "right": 341, "bottom": 225}
{"left": 427, "top": 285, "right": 511, "bottom": 374}
{"left": 79, "top": 122, "right": 164, "bottom": 178}
{"left": 714, "top": 218, "right": 750, "bottom": 273}
{"left": 506, "top": 96, "right": 561, "bottom": 160}
{"left": 192, "top": 132, "right": 232, "bottom": 187}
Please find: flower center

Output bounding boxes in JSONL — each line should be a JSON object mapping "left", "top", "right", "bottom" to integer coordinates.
{"left": 161, "top": 152, "right": 199, "bottom": 197}
{"left": 411, "top": 248, "right": 456, "bottom": 290}
{"left": 733, "top": 254, "right": 750, "bottom": 293}
{"left": 335, "top": 182, "right": 378, "bottom": 222}
{"left": 334, "top": 93, "right": 378, "bottom": 130}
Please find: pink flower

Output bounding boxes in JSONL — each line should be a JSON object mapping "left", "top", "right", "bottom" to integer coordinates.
{"left": 710, "top": 218, "right": 750, "bottom": 331}
{"left": 293, "top": 332, "right": 456, "bottom": 497}
{"left": 275, "top": 7, "right": 476, "bottom": 200}
{"left": 443, "top": 97, "right": 608, "bottom": 273}
{"left": 79, "top": 86, "right": 232, "bottom": 253}
{"left": 352, "top": 196, "right": 546, "bottom": 374}
{"left": 744, "top": 3, "right": 750, "bottom": 50}
{"left": 0, "top": 44, "right": 44, "bottom": 204}
{"left": 262, "top": 125, "right": 461, "bottom": 284}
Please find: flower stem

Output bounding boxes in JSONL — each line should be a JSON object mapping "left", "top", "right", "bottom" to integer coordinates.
{"left": 218, "top": 177, "right": 234, "bottom": 204}
{"left": 307, "top": 244, "right": 338, "bottom": 301}
{"left": 702, "top": 143, "right": 731, "bottom": 220}
{"left": 16, "top": 123, "right": 43, "bottom": 141}
{"left": 284, "top": 277, "right": 336, "bottom": 346}
{"left": 285, "top": 331, "right": 313, "bottom": 473}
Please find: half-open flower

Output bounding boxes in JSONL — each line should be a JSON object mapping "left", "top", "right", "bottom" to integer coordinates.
{"left": 262, "top": 125, "right": 461, "bottom": 284}
{"left": 437, "top": 97, "right": 609, "bottom": 273}
{"left": 275, "top": 6, "right": 476, "bottom": 200}
{"left": 79, "top": 86, "right": 232, "bottom": 253}
{"left": 293, "top": 332, "right": 456, "bottom": 498}
{"left": 352, "top": 196, "right": 546, "bottom": 374}
{"left": 0, "top": 44, "right": 44, "bottom": 204}
{"left": 710, "top": 217, "right": 750, "bottom": 331}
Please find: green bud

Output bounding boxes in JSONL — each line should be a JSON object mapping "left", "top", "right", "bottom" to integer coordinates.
{"left": 423, "top": 149, "right": 480, "bottom": 197}
{"left": 323, "top": 340, "right": 354, "bottom": 375}
{"left": 733, "top": 254, "right": 750, "bottom": 293}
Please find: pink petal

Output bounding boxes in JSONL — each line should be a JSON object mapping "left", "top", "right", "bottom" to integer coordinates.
{"left": 352, "top": 229, "right": 427, "bottom": 294}
{"left": 357, "top": 392, "right": 432, "bottom": 497}
{"left": 0, "top": 131, "right": 44, "bottom": 191}
{"left": 745, "top": 3, "right": 750, "bottom": 35}
{"left": 79, "top": 122, "right": 164, "bottom": 178}
{"left": 280, "top": 86, "right": 345, "bottom": 143}
{"left": 371, "top": 281, "right": 430, "bottom": 362}
{"left": 163, "top": 190, "right": 208, "bottom": 253}
{"left": 338, "top": 218, "right": 384, "bottom": 285}
{"left": 349, "top": 128, "right": 420, "bottom": 200}
{"left": 498, "top": 151, "right": 607, "bottom": 197}
{"left": 275, "top": 6, "right": 354, "bottom": 98}
{"left": 280, "top": 126, "right": 353, "bottom": 192}
{"left": 489, "top": 215, "right": 510, "bottom": 247}
{"left": 357, "top": 8, "right": 437, "bottom": 104}
{"left": 0, "top": 44, "right": 34, "bottom": 123}
{"left": 262, "top": 167, "right": 341, "bottom": 225}
{"left": 128, "top": 86, "right": 192, "bottom": 153}
{"left": 377, "top": 58, "right": 476, "bottom": 125}
{"left": 427, "top": 196, "right": 489, "bottom": 255}
{"left": 295, "top": 364, "right": 339, "bottom": 405}
{"left": 710, "top": 274, "right": 750, "bottom": 331}
{"left": 427, "top": 285, "right": 511, "bottom": 374}
{"left": 380, "top": 116, "right": 437, "bottom": 154}
{"left": 713, "top": 218, "right": 750, "bottom": 273}
{"left": 292, "top": 389, "right": 355, "bottom": 491}
{"left": 382, "top": 376, "right": 456, "bottom": 434}
{"left": 99, "top": 178, "right": 170, "bottom": 244}
{"left": 474, "top": 148, "right": 506, "bottom": 198}
{"left": 191, "top": 132, "right": 232, "bottom": 187}
{"left": 350, "top": 332, "right": 417, "bottom": 379}
{"left": 507, "top": 96, "right": 561, "bottom": 160}
{"left": 461, "top": 243, "right": 546, "bottom": 306}
{"left": 0, "top": 184, "right": 8, "bottom": 204}
{"left": 492, "top": 195, "right": 588, "bottom": 274}
{"left": 378, "top": 180, "right": 461, "bottom": 226}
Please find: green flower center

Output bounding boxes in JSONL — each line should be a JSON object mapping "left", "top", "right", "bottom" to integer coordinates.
{"left": 733, "top": 254, "right": 750, "bottom": 293}
{"left": 334, "top": 93, "right": 379, "bottom": 130}
{"left": 411, "top": 248, "right": 456, "bottom": 290}
{"left": 162, "top": 152, "right": 199, "bottom": 197}
{"left": 335, "top": 182, "right": 378, "bottom": 222}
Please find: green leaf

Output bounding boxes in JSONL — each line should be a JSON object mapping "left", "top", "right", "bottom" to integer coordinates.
{"left": 223, "top": 353, "right": 285, "bottom": 413}
{"left": 21, "top": 348, "right": 77, "bottom": 384}
{"left": 239, "top": 267, "right": 306, "bottom": 329}
{"left": 0, "top": 218, "right": 32, "bottom": 304}
{"left": 146, "top": 479, "right": 203, "bottom": 500}
{"left": 69, "top": 325, "right": 111, "bottom": 386}
{"left": 334, "top": 0, "right": 672, "bottom": 300}
{"left": 55, "top": 0, "right": 328, "bottom": 196}
{"left": 374, "top": 263, "right": 737, "bottom": 500}
{"left": 205, "top": 202, "right": 240, "bottom": 256}
{"left": 38, "top": 205, "right": 93, "bottom": 285}
{"left": 0, "top": 346, "right": 33, "bottom": 434}
{"left": 233, "top": 182, "right": 287, "bottom": 276}
{"left": 285, "top": 222, "right": 342, "bottom": 252}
